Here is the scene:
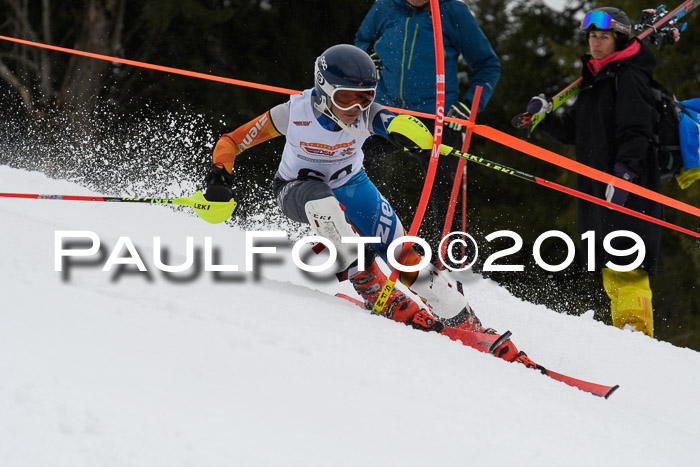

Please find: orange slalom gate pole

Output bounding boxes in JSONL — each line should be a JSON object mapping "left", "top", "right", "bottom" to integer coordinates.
{"left": 437, "top": 86, "right": 482, "bottom": 270}
{"left": 3, "top": 35, "right": 699, "bottom": 226}
{"left": 474, "top": 125, "right": 700, "bottom": 220}
{"left": 0, "top": 34, "right": 301, "bottom": 97}
{"left": 443, "top": 147, "right": 700, "bottom": 240}
{"left": 371, "top": 0, "right": 447, "bottom": 315}
{"left": 0, "top": 34, "right": 469, "bottom": 123}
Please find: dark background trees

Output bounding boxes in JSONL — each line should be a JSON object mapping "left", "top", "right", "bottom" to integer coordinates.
{"left": 1, "top": 0, "right": 698, "bottom": 349}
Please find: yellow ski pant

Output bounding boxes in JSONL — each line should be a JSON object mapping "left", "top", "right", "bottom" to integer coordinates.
{"left": 602, "top": 268, "right": 654, "bottom": 338}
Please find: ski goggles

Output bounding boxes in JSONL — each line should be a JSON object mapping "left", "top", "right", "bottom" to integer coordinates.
{"left": 330, "top": 88, "right": 376, "bottom": 111}
{"left": 580, "top": 11, "right": 631, "bottom": 35}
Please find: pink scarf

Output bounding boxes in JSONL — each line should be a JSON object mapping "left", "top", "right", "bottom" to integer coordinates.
{"left": 587, "top": 40, "right": 641, "bottom": 77}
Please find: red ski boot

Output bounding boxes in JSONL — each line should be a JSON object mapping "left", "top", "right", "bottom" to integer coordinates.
{"left": 405, "top": 259, "right": 484, "bottom": 333}
{"left": 350, "top": 260, "right": 437, "bottom": 328}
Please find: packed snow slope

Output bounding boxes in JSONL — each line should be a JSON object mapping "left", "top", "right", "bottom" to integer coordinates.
{"left": 1, "top": 165, "right": 699, "bottom": 467}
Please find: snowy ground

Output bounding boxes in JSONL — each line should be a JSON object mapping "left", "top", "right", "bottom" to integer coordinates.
{"left": 1, "top": 165, "right": 699, "bottom": 467}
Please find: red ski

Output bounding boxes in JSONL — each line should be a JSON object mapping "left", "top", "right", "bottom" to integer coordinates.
{"left": 336, "top": 292, "right": 620, "bottom": 399}
{"left": 542, "top": 368, "right": 619, "bottom": 399}
{"left": 336, "top": 293, "right": 366, "bottom": 308}
{"left": 442, "top": 327, "right": 620, "bottom": 399}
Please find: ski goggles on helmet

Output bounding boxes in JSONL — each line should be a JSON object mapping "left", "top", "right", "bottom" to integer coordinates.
{"left": 330, "top": 88, "right": 376, "bottom": 111}
{"left": 581, "top": 11, "right": 631, "bottom": 35}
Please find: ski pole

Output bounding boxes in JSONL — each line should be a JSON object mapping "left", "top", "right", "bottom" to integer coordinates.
{"left": 0, "top": 191, "right": 237, "bottom": 224}
{"left": 387, "top": 107, "right": 700, "bottom": 237}
{"left": 441, "top": 145, "right": 700, "bottom": 240}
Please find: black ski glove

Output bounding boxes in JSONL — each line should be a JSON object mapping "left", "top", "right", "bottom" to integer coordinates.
{"left": 388, "top": 132, "right": 431, "bottom": 158}
{"left": 446, "top": 101, "right": 471, "bottom": 132}
{"left": 204, "top": 163, "right": 234, "bottom": 202}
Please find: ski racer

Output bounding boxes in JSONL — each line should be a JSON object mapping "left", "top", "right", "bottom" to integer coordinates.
{"left": 202, "top": 44, "right": 526, "bottom": 362}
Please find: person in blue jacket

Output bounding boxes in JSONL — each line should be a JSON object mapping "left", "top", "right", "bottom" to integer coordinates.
{"left": 355, "top": 0, "right": 500, "bottom": 252}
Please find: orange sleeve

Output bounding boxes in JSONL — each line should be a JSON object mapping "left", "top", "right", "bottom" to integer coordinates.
{"left": 213, "top": 111, "right": 281, "bottom": 173}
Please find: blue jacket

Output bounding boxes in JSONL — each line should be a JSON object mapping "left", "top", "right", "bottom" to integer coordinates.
{"left": 355, "top": 0, "right": 500, "bottom": 113}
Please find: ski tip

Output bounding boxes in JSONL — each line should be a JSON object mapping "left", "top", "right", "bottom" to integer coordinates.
{"left": 604, "top": 384, "right": 621, "bottom": 399}
{"left": 335, "top": 293, "right": 366, "bottom": 309}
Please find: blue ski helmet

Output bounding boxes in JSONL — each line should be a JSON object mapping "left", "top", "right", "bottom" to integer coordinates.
{"left": 313, "top": 44, "right": 377, "bottom": 134}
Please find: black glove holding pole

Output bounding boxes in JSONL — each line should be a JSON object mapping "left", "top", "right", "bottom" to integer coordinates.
{"left": 204, "top": 163, "right": 234, "bottom": 202}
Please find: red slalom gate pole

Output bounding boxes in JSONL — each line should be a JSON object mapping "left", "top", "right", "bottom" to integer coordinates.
{"left": 371, "top": 0, "right": 447, "bottom": 314}
{"left": 461, "top": 166, "right": 467, "bottom": 239}
{"left": 438, "top": 85, "right": 482, "bottom": 270}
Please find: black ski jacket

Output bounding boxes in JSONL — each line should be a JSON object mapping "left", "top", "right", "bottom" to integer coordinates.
{"left": 540, "top": 41, "right": 662, "bottom": 273}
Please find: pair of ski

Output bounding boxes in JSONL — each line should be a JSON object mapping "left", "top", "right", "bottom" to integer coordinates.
{"left": 337, "top": 293, "right": 619, "bottom": 399}
{"left": 516, "top": 0, "right": 699, "bottom": 134}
